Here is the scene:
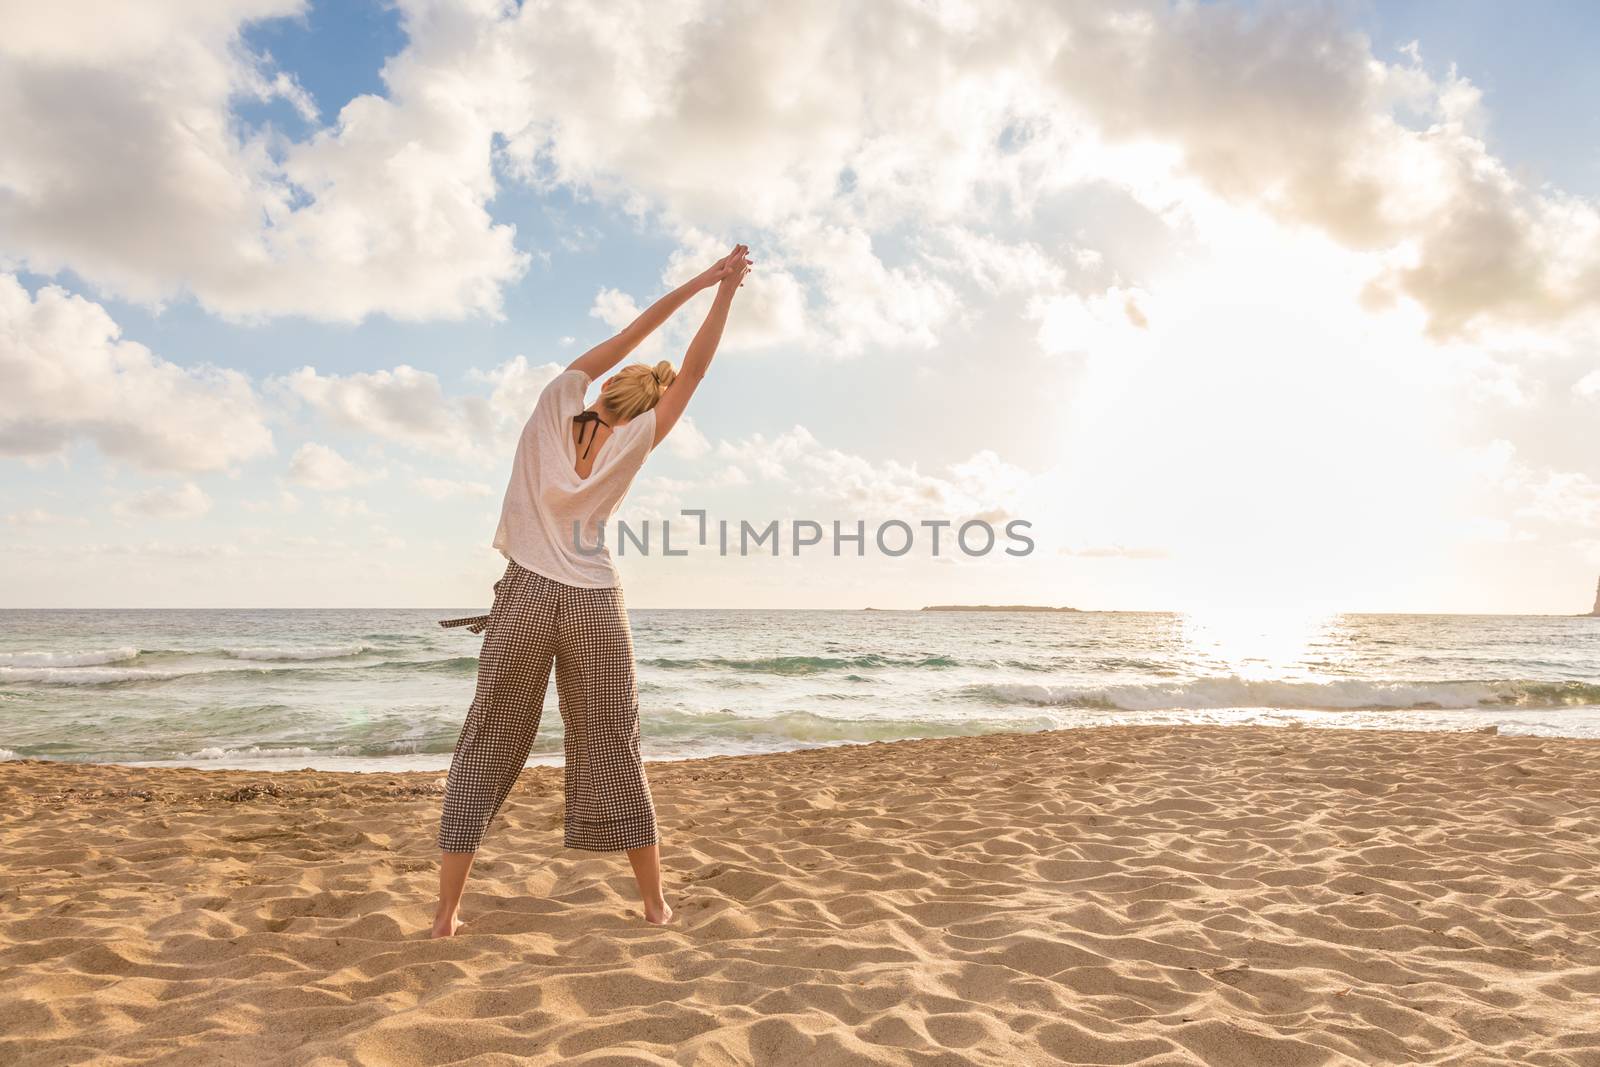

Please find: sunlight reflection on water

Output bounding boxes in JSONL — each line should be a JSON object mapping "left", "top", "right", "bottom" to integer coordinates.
{"left": 1180, "top": 607, "right": 1338, "bottom": 681}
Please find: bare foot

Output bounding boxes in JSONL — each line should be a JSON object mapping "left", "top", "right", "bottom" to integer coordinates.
{"left": 431, "top": 911, "right": 464, "bottom": 938}
{"left": 643, "top": 900, "right": 674, "bottom": 926}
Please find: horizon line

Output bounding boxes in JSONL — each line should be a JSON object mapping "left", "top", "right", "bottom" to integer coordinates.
{"left": 1, "top": 606, "right": 1596, "bottom": 618}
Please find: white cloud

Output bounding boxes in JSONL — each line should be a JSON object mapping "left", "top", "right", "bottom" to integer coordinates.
{"left": 0, "top": 0, "right": 525, "bottom": 322}
{"left": 1029, "top": 285, "right": 1152, "bottom": 358}
{"left": 3, "top": 540, "right": 245, "bottom": 561}
{"left": 778, "top": 222, "right": 957, "bottom": 355}
{"left": 663, "top": 416, "right": 711, "bottom": 460}
{"left": 414, "top": 476, "right": 494, "bottom": 500}
{"left": 242, "top": 490, "right": 301, "bottom": 514}
{"left": 0, "top": 275, "right": 273, "bottom": 472}
{"left": 1046, "top": 5, "right": 1600, "bottom": 338}
{"left": 322, "top": 496, "right": 372, "bottom": 518}
{"left": 715, "top": 426, "right": 1033, "bottom": 518}
{"left": 4, "top": 0, "right": 1595, "bottom": 349}
{"left": 466, "top": 356, "right": 568, "bottom": 438}
{"left": 0, "top": 2, "right": 1096, "bottom": 348}
{"left": 1575, "top": 369, "right": 1600, "bottom": 399}
{"left": 918, "top": 226, "right": 1073, "bottom": 298}
{"left": 495, "top": 1, "right": 1055, "bottom": 231}
{"left": 706, "top": 464, "right": 749, "bottom": 489}
{"left": 583, "top": 3, "right": 1595, "bottom": 343}
{"left": 281, "top": 355, "right": 567, "bottom": 459}
{"left": 659, "top": 230, "right": 808, "bottom": 350}
{"left": 486, "top": 0, "right": 1588, "bottom": 345}
{"left": 286, "top": 443, "right": 371, "bottom": 491}
{"left": 589, "top": 288, "right": 665, "bottom": 362}
{"left": 5, "top": 508, "right": 85, "bottom": 528}
{"left": 1514, "top": 470, "right": 1600, "bottom": 527}
{"left": 113, "top": 482, "right": 213, "bottom": 520}
{"left": 1468, "top": 439, "right": 1600, "bottom": 530}
{"left": 280, "top": 365, "right": 471, "bottom": 453}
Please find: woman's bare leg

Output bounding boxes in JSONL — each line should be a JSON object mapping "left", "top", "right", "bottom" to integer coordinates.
{"left": 626, "top": 843, "right": 672, "bottom": 925}
{"left": 433, "top": 851, "right": 475, "bottom": 938}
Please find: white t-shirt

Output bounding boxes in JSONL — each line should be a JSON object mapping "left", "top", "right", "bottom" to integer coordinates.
{"left": 492, "top": 368, "right": 656, "bottom": 588}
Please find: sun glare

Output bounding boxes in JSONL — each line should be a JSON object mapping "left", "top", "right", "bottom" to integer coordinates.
{"left": 1179, "top": 605, "right": 1335, "bottom": 681}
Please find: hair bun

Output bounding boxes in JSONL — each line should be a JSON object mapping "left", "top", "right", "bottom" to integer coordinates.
{"left": 602, "top": 360, "right": 678, "bottom": 419}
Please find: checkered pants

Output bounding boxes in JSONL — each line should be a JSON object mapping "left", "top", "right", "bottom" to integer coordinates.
{"left": 436, "top": 560, "right": 659, "bottom": 854}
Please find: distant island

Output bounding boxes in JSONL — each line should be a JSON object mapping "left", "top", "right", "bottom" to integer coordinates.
{"left": 920, "top": 604, "right": 1080, "bottom": 613}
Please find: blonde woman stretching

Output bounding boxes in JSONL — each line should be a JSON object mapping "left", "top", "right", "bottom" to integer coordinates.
{"left": 432, "top": 244, "right": 752, "bottom": 937}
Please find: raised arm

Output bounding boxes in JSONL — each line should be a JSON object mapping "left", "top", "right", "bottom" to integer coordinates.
{"left": 568, "top": 245, "right": 747, "bottom": 381}
{"left": 653, "top": 245, "right": 751, "bottom": 447}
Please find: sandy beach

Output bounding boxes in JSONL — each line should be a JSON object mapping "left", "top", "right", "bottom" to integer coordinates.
{"left": 3, "top": 725, "right": 1598, "bottom": 1065}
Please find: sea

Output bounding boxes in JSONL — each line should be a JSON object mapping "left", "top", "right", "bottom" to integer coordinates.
{"left": 1, "top": 609, "right": 1597, "bottom": 771}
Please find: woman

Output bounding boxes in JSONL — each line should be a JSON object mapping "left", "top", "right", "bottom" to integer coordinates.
{"left": 431, "top": 243, "right": 752, "bottom": 937}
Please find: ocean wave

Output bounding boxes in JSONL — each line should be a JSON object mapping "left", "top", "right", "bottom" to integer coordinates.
{"left": 0, "top": 748, "right": 18, "bottom": 761}
{"left": 0, "top": 647, "right": 139, "bottom": 667}
{"left": 148, "top": 709, "right": 1058, "bottom": 762}
{"left": 641, "top": 653, "right": 957, "bottom": 675}
{"left": 175, "top": 744, "right": 358, "bottom": 760}
{"left": 354, "top": 738, "right": 459, "bottom": 755}
{"left": 646, "top": 707, "right": 1055, "bottom": 743}
{"left": 0, "top": 643, "right": 377, "bottom": 684}
{"left": 970, "top": 677, "right": 1600, "bottom": 711}
{"left": 217, "top": 644, "right": 374, "bottom": 661}
{"left": 0, "top": 655, "right": 406, "bottom": 687}
{"left": 397, "top": 656, "right": 479, "bottom": 675}
{"left": 0, "top": 663, "right": 355, "bottom": 686}
{"left": 0, "top": 666, "right": 201, "bottom": 685}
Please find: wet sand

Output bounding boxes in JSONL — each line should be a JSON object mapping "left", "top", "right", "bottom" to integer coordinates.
{"left": 2, "top": 725, "right": 1598, "bottom": 1065}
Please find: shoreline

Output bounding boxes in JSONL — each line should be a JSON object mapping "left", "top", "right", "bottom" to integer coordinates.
{"left": 9, "top": 708, "right": 1600, "bottom": 773}
{"left": 11, "top": 720, "right": 1600, "bottom": 781}
{"left": 4, "top": 724, "right": 1598, "bottom": 1065}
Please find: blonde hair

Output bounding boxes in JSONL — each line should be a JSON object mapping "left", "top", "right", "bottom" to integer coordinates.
{"left": 602, "top": 360, "right": 678, "bottom": 421}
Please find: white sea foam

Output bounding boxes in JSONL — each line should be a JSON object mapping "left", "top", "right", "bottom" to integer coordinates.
{"left": 0, "top": 663, "right": 333, "bottom": 685}
{"left": 0, "top": 647, "right": 139, "bottom": 668}
{"left": 176, "top": 744, "right": 357, "bottom": 760}
{"left": 219, "top": 644, "right": 373, "bottom": 661}
{"left": 367, "top": 740, "right": 429, "bottom": 754}
{"left": 0, "top": 748, "right": 18, "bottom": 761}
{"left": 0, "top": 649, "right": 377, "bottom": 685}
{"left": 978, "top": 677, "right": 1589, "bottom": 711}
{"left": 0, "top": 666, "right": 198, "bottom": 685}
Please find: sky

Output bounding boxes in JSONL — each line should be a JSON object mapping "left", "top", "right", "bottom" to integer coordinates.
{"left": 1, "top": 0, "right": 1597, "bottom": 613}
